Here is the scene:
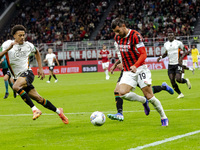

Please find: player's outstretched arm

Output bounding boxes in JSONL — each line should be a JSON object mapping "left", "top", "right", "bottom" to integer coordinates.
{"left": 157, "top": 51, "right": 167, "bottom": 62}
{"left": 35, "top": 49, "right": 45, "bottom": 80}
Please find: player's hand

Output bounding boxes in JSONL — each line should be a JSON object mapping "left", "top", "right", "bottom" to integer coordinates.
{"left": 110, "top": 65, "right": 115, "bottom": 74}
{"left": 117, "top": 63, "right": 123, "bottom": 70}
{"left": 130, "top": 65, "right": 137, "bottom": 73}
{"left": 38, "top": 69, "right": 45, "bottom": 80}
{"left": 157, "top": 57, "right": 161, "bottom": 62}
{"left": 7, "top": 42, "right": 18, "bottom": 51}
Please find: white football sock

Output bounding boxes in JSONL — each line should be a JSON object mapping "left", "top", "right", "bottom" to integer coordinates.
{"left": 120, "top": 92, "right": 146, "bottom": 103}
{"left": 56, "top": 108, "right": 61, "bottom": 114}
{"left": 31, "top": 106, "right": 38, "bottom": 112}
{"left": 181, "top": 73, "right": 184, "bottom": 78}
{"left": 148, "top": 96, "right": 167, "bottom": 119}
{"left": 189, "top": 68, "right": 193, "bottom": 71}
{"left": 105, "top": 70, "right": 109, "bottom": 76}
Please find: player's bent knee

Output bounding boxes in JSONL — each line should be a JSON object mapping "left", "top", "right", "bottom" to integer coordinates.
{"left": 119, "top": 89, "right": 129, "bottom": 96}
{"left": 12, "top": 85, "right": 20, "bottom": 92}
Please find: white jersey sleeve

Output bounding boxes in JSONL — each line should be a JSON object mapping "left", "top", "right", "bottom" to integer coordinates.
{"left": 26, "top": 41, "right": 37, "bottom": 53}
{"left": 114, "top": 41, "right": 122, "bottom": 62}
{"left": 2, "top": 40, "right": 13, "bottom": 51}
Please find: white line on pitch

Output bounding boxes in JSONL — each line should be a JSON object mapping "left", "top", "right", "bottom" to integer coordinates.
{"left": 0, "top": 108, "right": 200, "bottom": 117}
{"left": 128, "top": 130, "right": 200, "bottom": 150}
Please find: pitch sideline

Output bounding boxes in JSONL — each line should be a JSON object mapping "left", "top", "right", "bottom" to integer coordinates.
{"left": 128, "top": 130, "right": 200, "bottom": 150}
{"left": 0, "top": 108, "right": 200, "bottom": 117}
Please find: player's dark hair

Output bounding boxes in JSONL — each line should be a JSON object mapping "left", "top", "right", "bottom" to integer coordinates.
{"left": 111, "top": 18, "right": 125, "bottom": 29}
{"left": 11, "top": 25, "right": 26, "bottom": 35}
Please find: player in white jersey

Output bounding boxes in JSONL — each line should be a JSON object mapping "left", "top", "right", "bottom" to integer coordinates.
{"left": 0, "top": 25, "right": 68, "bottom": 124}
{"left": 157, "top": 29, "right": 191, "bottom": 99}
{"left": 43, "top": 48, "right": 59, "bottom": 83}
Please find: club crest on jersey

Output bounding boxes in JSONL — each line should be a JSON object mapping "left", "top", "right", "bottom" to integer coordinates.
{"left": 14, "top": 51, "right": 26, "bottom": 58}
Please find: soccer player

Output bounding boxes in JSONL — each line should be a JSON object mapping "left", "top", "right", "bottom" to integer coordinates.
{"left": 43, "top": 48, "right": 59, "bottom": 83}
{"left": 0, "top": 25, "right": 68, "bottom": 124}
{"left": 110, "top": 18, "right": 168, "bottom": 126}
{"left": 191, "top": 45, "right": 199, "bottom": 69}
{"left": 157, "top": 29, "right": 191, "bottom": 99}
{"left": 99, "top": 45, "right": 110, "bottom": 80}
{"left": 179, "top": 45, "right": 194, "bottom": 78}
{"left": 0, "top": 55, "right": 15, "bottom": 99}
{"left": 107, "top": 42, "right": 174, "bottom": 122}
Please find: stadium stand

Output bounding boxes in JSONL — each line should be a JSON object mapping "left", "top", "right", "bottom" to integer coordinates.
{"left": 0, "top": 0, "right": 110, "bottom": 44}
{"left": 96, "top": 0, "right": 200, "bottom": 40}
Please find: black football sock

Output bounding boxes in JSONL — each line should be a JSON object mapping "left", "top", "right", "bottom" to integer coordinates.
{"left": 181, "top": 78, "right": 187, "bottom": 83}
{"left": 152, "top": 86, "right": 163, "bottom": 94}
{"left": 42, "top": 98, "right": 57, "bottom": 112}
{"left": 49, "top": 75, "right": 52, "bottom": 81}
{"left": 172, "top": 83, "right": 181, "bottom": 94}
{"left": 53, "top": 74, "right": 57, "bottom": 80}
{"left": 17, "top": 89, "right": 34, "bottom": 108}
{"left": 114, "top": 92, "right": 123, "bottom": 114}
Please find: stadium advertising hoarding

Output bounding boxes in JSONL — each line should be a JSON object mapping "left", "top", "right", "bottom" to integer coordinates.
{"left": 57, "top": 46, "right": 166, "bottom": 60}
{"left": 0, "top": 56, "right": 198, "bottom": 76}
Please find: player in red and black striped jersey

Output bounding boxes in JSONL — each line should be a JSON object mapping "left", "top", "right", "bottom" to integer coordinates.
{"left": 111, "top": 18, "right": 168, "bottom": 126}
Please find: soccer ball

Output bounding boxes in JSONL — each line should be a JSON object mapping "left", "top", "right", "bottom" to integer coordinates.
{"left": 90, "top": 111, "right": 106, "bottom": 126}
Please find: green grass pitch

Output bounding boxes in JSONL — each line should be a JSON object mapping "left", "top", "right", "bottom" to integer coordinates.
{"left": 0, "top": 69, "right": 200, "bottom": 150}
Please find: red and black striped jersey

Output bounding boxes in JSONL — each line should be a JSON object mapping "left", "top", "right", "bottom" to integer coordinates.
{"left": 114, "top": 29, "right": 147, "bottom": 71}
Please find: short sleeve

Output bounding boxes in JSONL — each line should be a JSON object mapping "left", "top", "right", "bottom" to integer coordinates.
{"left": 27, "top": 41, "right": 36, "bottom": 53}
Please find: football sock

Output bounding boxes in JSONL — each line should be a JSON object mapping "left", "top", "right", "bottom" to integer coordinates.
{"left": 56, "top": 108, "right": 61, "bottom": 114}
{"left": 49, "top": 75, "right": 52, "bottom": 81}
{"left": 53, "top": 74, "right": 57, "bottom": 80}
{"left": 4, "top": 80, "right": 9, "bottom": 93}
{"left": 31, "top": 106, "right": 39, "bottom": 111}
{"left": 114, "top": 92, "right": 123, "bottom": 114}
{"left": 181, "top": 78, "right": 187, "bottom": 83}
{"left": 181, "top": 73, "right": 184, "bottom": 78}
{"left": 105, "top": 70, "right": 109, "bottom": 76}
{"left": 193, "top": 63, "right": 195, "bottom": 69}
{"left": 148, "top": 96, "right": 167, "bottom": 119}
{"left": 17, "top": 89, "right": 34, "bottom": 108}
{"left": 172, "top": 83, "right": 181, "bottom": 94}
{"left": 189, "top": 68, "right": 193, "bottom": 71}
{"left": 120, "top": 92, "right": 146, "bottom": 103}
{"left": 152, "top": 86, "right": 162, "bottom": 94}
{"left": 42, "top": 98, "right": 57, "bottom": 112}
{"left": 9, "top": 82, "right": 13, "bottom": 89}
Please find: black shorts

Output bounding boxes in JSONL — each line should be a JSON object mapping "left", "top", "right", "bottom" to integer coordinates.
{"left": 49, "top": 66, "right": 55, "bottom": 71}
{"left": 117, "top": 70, "right": 124, "bottom": 83}
{"left": 168, "top": 64, "right": 182, "bottom": 75}
{"left": 2, "top": 68, "right": 8, "bottom": 76}
{"left": 20, "top": 70, "right": 35, "bottom": 93}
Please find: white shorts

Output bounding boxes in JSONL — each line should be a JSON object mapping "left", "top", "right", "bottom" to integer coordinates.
{"left": 119, "top": 65, "right": 152, "bottom": 89}
{"left": 102, "top": 62, "right": 109, "bottom": 69}
{"left": 182, "top": 60, "right": 187, "bottom": 66}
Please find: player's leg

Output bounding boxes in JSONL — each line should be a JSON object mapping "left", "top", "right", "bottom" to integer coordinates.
{"left": 142, "top": 86, "right": 168, "bottom": 126}
{"left": 107, "top": 70, "right": 124, "bottom": 121}
{"left": 28, "top": 88, "right": 68, "bottom": 124}
{"left": 103, "top": 62, "right": 109, "bottom": 80}
{"left": 119, "top": 71, "right": 149, "bottom": 115}
{"left": 47, "top": 67, "right": 52, "bottom": 83}
{"left": 3, "top": 74, "right": 9, "bottom": 99}
{"left": 152, "top": 82, "right": 174, "bottom": 95}
{"left": 107, "top": 82, "right": 124, "bottom": 121}
{"left": 12, "top": 76, "right": 42, "bottom": 119}
{"left": 175, "top": 64, "right": 191, "bottom": 89}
